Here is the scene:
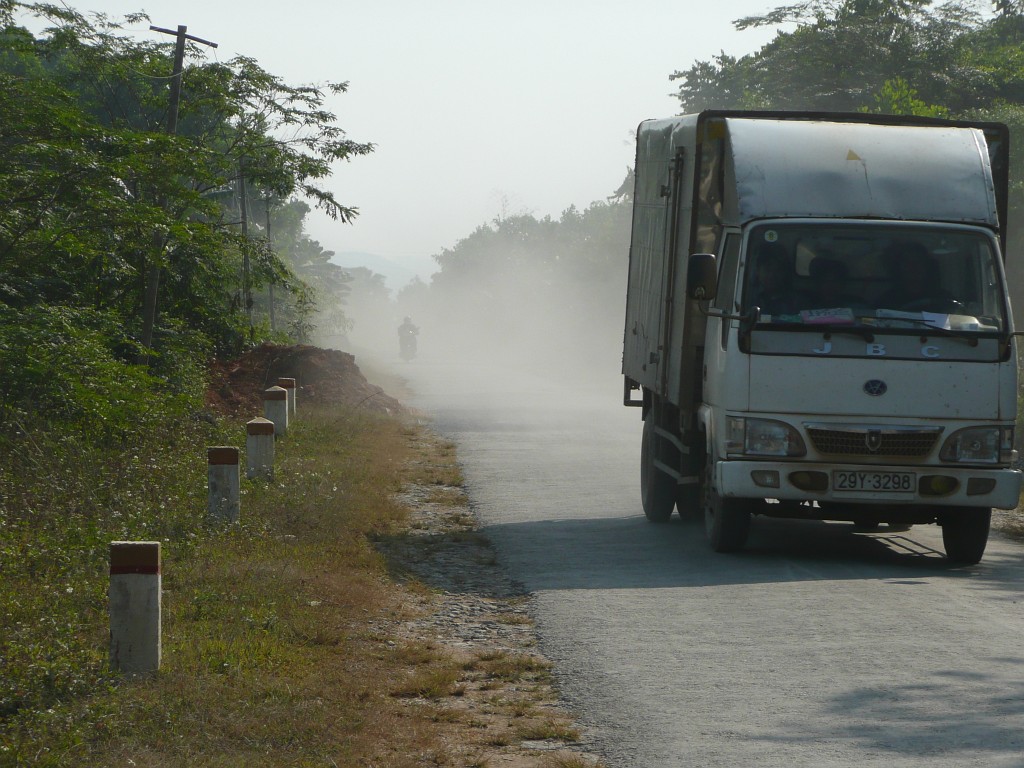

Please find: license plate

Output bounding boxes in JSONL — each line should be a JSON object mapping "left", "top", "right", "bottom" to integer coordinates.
{"left": 832, "top": 470, "right": 915, "bottom": 493}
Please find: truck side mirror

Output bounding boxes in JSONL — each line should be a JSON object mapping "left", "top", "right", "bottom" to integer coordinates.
{"left": 687, "top": 253, "right": 718, "bottom": 300}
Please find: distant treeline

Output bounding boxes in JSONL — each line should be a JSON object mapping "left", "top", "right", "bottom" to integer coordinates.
{"left": 386, "top": 198, "right": 633, "bottom": 373}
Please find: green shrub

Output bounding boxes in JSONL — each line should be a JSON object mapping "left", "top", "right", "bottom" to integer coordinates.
{"left": 0, "top": 304, "right": 224, "bottom": 727}
{"left": 0, "top": 304, "right": 204, "bottom": 441}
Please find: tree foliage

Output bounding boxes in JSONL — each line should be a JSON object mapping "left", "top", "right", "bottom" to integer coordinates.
{"left": 671, "top": 0, "right": 1001, "bottom": 114}
{"left": 0, "top": 2, "right": 370, "bottom": 434}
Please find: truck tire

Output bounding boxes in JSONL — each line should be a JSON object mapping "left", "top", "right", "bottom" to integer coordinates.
{"left": 940, "top": 507, "right": 991, "bottom": 564}
{"left": 676, "top": 481, "right": 701, "bottom": 520}
{"left": 704, "top": 457, "right": 751, "bottom": 552}
{"left": 675, "top": 440, "right": 704, "bottom": 520}
{"left": 640, "top": 414, "right": 676, "bottom": 523}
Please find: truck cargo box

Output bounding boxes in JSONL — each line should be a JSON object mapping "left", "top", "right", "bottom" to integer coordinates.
{"left": 622, "top": 111, "right": 1009, "bottom": 409}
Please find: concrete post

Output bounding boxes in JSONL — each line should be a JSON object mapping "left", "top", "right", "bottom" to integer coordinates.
{"left": 207, "top": 446, "right": 240, "bottom": 523}
{"left": 263, "top": 386, "right": 288, "bottom": 437}
{"left": 246, "top": 417, "right": 275, "bottom": 480}
{"left": 109, "top": 541, "right": 161, "bottom": 676}
{"left": 277, "top": 377, "right": 297, "bottom": 416}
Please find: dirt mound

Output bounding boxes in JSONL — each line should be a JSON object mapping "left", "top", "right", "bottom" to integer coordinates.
{"left": 206, "top": 343, "right": 404, "bottom": 417}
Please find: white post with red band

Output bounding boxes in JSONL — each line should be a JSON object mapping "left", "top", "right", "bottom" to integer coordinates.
{"left": 263, "top": 386, "right": 289, "bottom": 437}
{"left": 277, "top": 377, "right": 297, "bottom": 416}
{"left": 246, "top": 417, "right": 275, "bottom": 480}
{"left": 109, "top": 541, "right": 161, "bottom": 676}
{"left": 207, "top": 446, "right": 240, "bottom": 523}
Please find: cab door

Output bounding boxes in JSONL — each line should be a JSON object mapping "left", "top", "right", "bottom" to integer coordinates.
{"left": 702, "top": 230, "right": 748, "bottom": 425}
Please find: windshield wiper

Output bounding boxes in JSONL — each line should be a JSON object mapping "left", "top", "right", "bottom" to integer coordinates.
{"left": 754, "top": 317, "right": 877, "bottom": 342}
{"left": 883, "top": 318, "right": 985, "bottom": 345}
{"left": 890, "top": 317, "right": 956, "bottom": 335}
{"left": 755, "top": 312, "right": 985, "bottom": 341}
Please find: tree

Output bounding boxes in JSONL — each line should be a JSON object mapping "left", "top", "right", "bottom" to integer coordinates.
{"left": 419, "top": 199, "right": 631, "bottom": 370}
{"left": 671, "top": 1, "right": 984, "bottom": 113}
{"left": 338, "top": 267, "right": 394, "bottom": 353}
{"left": 870, "top": 76, "right": 949, "bottom": 116}
{"left": 0, "top": 2, "right": 372, "bottom": 362}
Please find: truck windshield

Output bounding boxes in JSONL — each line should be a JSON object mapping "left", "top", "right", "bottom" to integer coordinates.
{"left": 742, "top": 223, "right": 1007, "bottom": 333}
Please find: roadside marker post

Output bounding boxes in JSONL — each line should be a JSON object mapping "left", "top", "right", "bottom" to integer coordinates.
{"left": 277, "top": 377, "right": 297, "bottom": 416}
{"left": 109, "top": 541, "right": 161, "bottom": 676}
{"left": 246, "top": 417, "right": 275, "bottom": 480}
{"left": 207, "top": 446, "right": 240, "bottom": 523}
{"left": 263, "top": 386, "right": 288, "bottom": 437}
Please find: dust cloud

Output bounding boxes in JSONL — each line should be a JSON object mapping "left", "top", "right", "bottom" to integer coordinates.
{"left": 317, "top": 204, "right": 633, "bottom": 402}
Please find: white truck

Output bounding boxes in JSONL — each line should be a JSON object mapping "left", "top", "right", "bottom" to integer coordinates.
{"left": 622, "top": 110, "right": 1021, "bottom": 563}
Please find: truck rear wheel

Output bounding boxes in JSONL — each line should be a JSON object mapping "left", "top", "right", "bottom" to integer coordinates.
{"left": 940, "top": 507, "right": 991, "bottom": 565}
{"left": 704, "top": 457, "right": 751, "bottom": 552}
{"left": 640, "top": 415, "right": 676, "bottom": 523}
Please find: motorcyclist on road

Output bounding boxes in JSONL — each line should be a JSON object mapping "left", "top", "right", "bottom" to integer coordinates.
{"left": 398, "top": 317, "right": 419, "bottom": 360}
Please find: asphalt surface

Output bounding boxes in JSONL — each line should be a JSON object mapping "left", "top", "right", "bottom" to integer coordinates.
{"left": 399, "top": 358, "right": 1024, "bottom": 767}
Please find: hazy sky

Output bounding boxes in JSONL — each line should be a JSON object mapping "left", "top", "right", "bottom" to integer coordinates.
{"left": 33, "top": 1, "right": 784, "bottom": 277}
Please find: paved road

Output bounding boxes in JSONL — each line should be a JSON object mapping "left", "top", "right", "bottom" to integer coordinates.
{"left": 399, "top": 359, "right": 1024, "bottom": 767}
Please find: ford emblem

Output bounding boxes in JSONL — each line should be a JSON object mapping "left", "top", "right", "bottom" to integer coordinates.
{"left": 864, "top": 379, "right": 887, "bottom": 396}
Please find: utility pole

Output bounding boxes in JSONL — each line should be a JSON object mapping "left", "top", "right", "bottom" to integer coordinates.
{"left": 265, "top": 196, "right": 277, "bottom": 332}
{"left": 238, "top": 156, "right": 252, "bottom": 333}
{"left": 140, "top": 25, "right": 218, "bottom": 354}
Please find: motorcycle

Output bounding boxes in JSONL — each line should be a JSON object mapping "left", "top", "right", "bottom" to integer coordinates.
{"left": 398, "top": 320, "right": 418, "bottom": 361}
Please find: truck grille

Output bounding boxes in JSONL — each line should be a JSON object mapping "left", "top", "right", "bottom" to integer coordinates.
{"left": 805, "top": 425, "right": 942, "bottom": 457}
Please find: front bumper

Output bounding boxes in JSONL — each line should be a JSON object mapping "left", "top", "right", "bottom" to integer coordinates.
{"left": 717, "top": 460, "right": 1023, "bottom": 509}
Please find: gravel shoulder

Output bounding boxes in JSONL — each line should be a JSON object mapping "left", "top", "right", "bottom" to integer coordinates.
{"left": 374, "top": 424, "right": 605, "bottom": 768}
{"left": 993, "top": 507, "right": 1024, "bottom": 541}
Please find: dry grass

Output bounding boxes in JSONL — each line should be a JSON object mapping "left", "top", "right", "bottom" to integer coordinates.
{"left": 2, "top": 397, "right": 604, "bottom": 766}
{"left": 471, "top": 651, "right": 553, "bottom": 683}
{"left": 516, "top": 720, "right": 582, "bottom": 742}
{"left": 427, "top": 486, "right": 470, "bottom": 506}
{"left": 1, "top": 404, "right": 463, "bottom": 765}
{"left": 401, "top": 427, "right": 465, "bottom": 490}
{"left": 498, "top": 613, "right": 536, "bottom": 626}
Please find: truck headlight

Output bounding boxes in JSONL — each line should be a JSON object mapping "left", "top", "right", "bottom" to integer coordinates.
{"left": 726, "top": 417, "right": 806, "bottom": 457}
{"left": 939, "top": 426, "right": 1014, "bottom": 464}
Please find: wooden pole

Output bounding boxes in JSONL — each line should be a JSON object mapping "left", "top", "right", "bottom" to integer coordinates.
{"left": 141, "top": 25, "right": 218, "bottom": 354}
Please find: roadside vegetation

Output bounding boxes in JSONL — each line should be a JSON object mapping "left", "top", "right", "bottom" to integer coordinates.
{"left": 0, "top": 398, "right": 600, "bottom": 766}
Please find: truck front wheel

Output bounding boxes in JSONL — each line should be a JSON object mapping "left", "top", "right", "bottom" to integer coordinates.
{"left": 704, "top": 458, "right": 751, "bottom": 552}
{"left": 940, "top": 507, "right": 991, "bottom": 565}
{"left": 640, "top": 415, "right": 676, "bottom": 523}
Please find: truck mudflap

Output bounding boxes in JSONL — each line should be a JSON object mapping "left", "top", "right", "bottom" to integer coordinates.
{"left": 715, "top": 461, "right": 1023, "bottom": 510}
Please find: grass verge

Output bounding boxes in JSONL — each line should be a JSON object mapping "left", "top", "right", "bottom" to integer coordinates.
{"left": 1, "top": 402, "right": 601, "bottom": 766}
